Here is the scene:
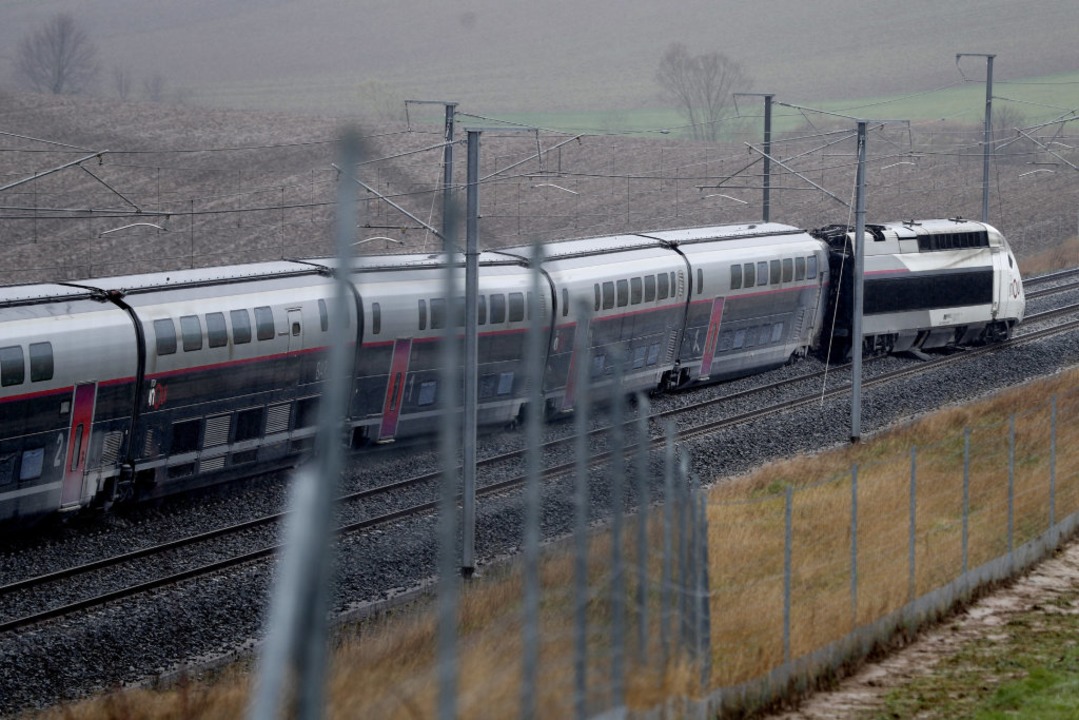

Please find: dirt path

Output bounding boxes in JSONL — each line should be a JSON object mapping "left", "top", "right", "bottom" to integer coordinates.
{"left": 766, "top": 537, "right": 1079, "bottom": 719}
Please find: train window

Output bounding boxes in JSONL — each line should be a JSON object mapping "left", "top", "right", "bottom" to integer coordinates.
{"left": 616, "top": 279, "right": 629, "bottom": 308}
{"left": 497, "top": 372, "right": 514, "bottom": 396}
{"left": 697, "top": 269, "right": 704, "bottom": 295}
{"left": 255, "top": 307, "right": 275, "bottom": 341}
{"left": 526, "top": 292, "right": 534, "bottom": 320}
{"left": 770, "top": 260, "right": 781, "bottom": 285}
{"left": 647, "top": 343, "right": 661, "bottom": 365}
{"left": 795, "top": 257, "right": 806, "bottom": 281}
{"left": 19, "top": 448, "right": 44, "bottom": 481}
{"left": 180, "top": 315, "right": 203, "bottom": 352}
{"left": 782, "top": 259, "right": 794, "bottom": 283}
{"left": 771, "top": 323, "right": 785, "bottom": 343}
{"left": 29, "top": 342, "right": 53, "bottom": 382}
{"left": 230, "top": 310, "right": 252, "bottom": 344}
{"left": 0, "top": 350, "right": 28, "bottom": 389}
{"left": 171, "top": 419, "right": 201, "bottom": 454}
{"left": 743, "top": 263, "right": 755, "bottom": 288}
{"left": 657, "top": 273, "right": 669, "bottom": 300}
{"left": 632, "top": 346, "right": 647, "bottom": 368}
{"left": 670, "top": 272, "right": 677, "bottom": 295}
{"left": 508, "top": 293, "right": 525, "bottom": 322}
{"left": 718, "top": 331, "right": 733, "bottom": 353}
{"left": 730, "top": 265, "right": 742, "bottom": 290}
{"left": 807, "top": 256, "right": 818, "bottom": 279}
{"left": 631, "top": 277, "right": 643, "bottom": 305}
{"left": 758, "top": 262, "right": 769, "bottom": 285}
{"left": 418, "top": 300, "right": 427, "bottom": 331}
{"left": 602, "top": 282, "right": 615, "bottom": 310}
{"left": 430, "top": 298, "right": 446, "bottom": 330}
{"left": 371, "top": 303, "right": 381, "bottom": 334}
{"left": 478, "top": 296, "right": 487, "bottom": 325}
{"left": 644, "top": 275, "right": 656, "bottom": 302}
{"left": 318, "top": 299, "right": 329, "bottom": 332}
{"left": 418, "top": 381, "right": 437, "bottom": 407}
{"left": 235, "top": 407, "right": 264, "bottom": 442}
{"left": 594, "top": 284, "right": 601, "bottom": 312}
{"left": 732, "top": 329, "right": 746, "bottom": 349}
{"left": 592, "top": 354, "right": 606, "bottom": 377}
{"left": 206, "top": 313, "right": 227, "bottom": 348}
{"left": 153, "top": 319, "right": 177, "bottom": 356}
{"left": 490, "top": 294, "right": 506, "bottom": 324}
{"left": 562, "top": 288, "right": 569, "bottom": 317}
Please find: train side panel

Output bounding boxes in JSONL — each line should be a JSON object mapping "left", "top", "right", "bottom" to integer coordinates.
{"left": 0, "top": 287, "right": 138, "bottom": 523}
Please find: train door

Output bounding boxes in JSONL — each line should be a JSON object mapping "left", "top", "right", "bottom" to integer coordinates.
{"left": 377, "top": 338, "right": 413, "bottom": 442}
{"left": 287, "top": 309, "right": 303, "bottom": 354}
{"left": 697, "top": 297, "right": 726, "bottom": 381}
{"left": 60, "top": 382, "right": 97, "bottom": 508}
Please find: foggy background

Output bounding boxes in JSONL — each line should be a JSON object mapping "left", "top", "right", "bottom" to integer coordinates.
{"left": 2, "top": 0, "right": 1076, "bottom": 114}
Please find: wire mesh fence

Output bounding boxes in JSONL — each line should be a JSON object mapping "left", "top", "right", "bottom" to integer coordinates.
{"left": 247, "top": 137, "right": 1078, "bottom": 719}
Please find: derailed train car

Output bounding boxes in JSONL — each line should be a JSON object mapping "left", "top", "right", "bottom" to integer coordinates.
{"left": 0, "top": 218, "right": 1025, "bottom": 524}
{"left": 816, "top": 218, "right": 1026, "bottom": 359}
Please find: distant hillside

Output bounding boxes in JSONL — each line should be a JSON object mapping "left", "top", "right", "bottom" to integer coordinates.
{"left": 1, "top": 0, "right": 1077, "bottom": 113}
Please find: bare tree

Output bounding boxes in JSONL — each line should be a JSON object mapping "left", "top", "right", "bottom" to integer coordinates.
{"left": 655, "top": 43, "right": 750, "bottom": 142}
{"left": 143, "top": 72, "right": 167, "bottom": 102}
{"left": 112, "top": 65, "right": 132, "bottom": 100}
{"left": 15, "top": 12, "right": 98, "bottom": 94}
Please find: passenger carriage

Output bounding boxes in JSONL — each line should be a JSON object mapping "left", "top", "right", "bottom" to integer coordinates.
{"left": 0, "top": 285, "right": 138, "bottom": 522}
{"left": 645, "top": 223, "right": 831, "bottom": 387}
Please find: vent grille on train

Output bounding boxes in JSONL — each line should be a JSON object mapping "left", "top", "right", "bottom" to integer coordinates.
{"left": 266, "top": 403, "right": 292, "bottom": 435}
{"left": 99, "top": 431, "right": 123, "bottom": 468}
{"left": 204, "top": 414, "right": 231, "bottom": 447}
{"left": 200, "top": 456, "right": 226, "bottom": 473}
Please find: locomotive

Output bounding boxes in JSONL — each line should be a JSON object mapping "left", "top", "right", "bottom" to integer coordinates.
{"left": 0, "top": 218, "right": 1025, "bottom": 524}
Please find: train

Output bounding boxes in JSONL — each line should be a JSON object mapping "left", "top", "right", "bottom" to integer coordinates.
{"left": 0, "top": 217, "right": 1025, "bottom": 525}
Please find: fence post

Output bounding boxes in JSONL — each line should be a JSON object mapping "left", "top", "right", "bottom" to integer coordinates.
{"left": 783, "top": 484, "right": 793, "bottom": 665}
{"left": 520, "top": 243, "right": 546, "bottom": 720}
{"left": 962, "top": 428, "right": 970, "bottom": 575}
{"left": 609, "top": 349, "right": 626, "bottom": 713}
{"left": 909, "top": 446, "right": 917, "bottom": 602}
{"left": 1050, "top": 396, "right": 1057, "bottom": 529}
{"left": 850, "top": 464, "right": 858, "bottom": 629}
{"left": 635, "top": 394, "right": 651, "bottom": 663}
{"left": 661, "top": 424, "right": 675, "bottom": 668}
{"left": 572, "top": 300, "right": 592, "bottom": 720}
{"left": 1009, "top": 415, "right": 1015, "bottom": 554}
{"left": 697, "top": 490, "right": 713, "bottom": 689}
{"left": 678, "top": 451, "right": 692, "bottom": 657}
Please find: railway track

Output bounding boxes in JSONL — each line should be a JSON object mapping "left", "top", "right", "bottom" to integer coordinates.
{"left": 2, "top": 296, "right": 1078, "bottom": 636}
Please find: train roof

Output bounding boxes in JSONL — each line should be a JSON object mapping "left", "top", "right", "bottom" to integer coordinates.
{"left": 641, "top": 222, "right": 806, "bottom": 245}
{"left": 311, "top": 252, "right": 527, "bottom": 274}
{"left": 0, "top": 283, "right": 97, "bottom": 308}
{"left": 65, "top": 260, "right": 324, "bottom": 295}
{"left": 499, "top": 234, "right": 667, "bottom": 263}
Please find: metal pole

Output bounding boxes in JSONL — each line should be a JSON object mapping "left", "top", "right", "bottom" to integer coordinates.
{"left": 573, "top": 300, "right": 592, "bottom": 720}
{"left": 461, "top": 131, "right": 480, "bottom": 577}
{"left": 609, "top": 350, "right": 626, "bottom": 713}
{"left": 635, "top": 394, "right": 651, "bottom": 662}
{"left": 763, "top": 94, "right": 773, "bottom": 222}
{"left": 442, "top": 103, "right": 457, "bottom": 247}
{"left": 1050, "top": 396, "right": 1057, "bottom": 528}
{"left": 982, "top": 55, "right": 994, "bottom": 224}
{"left": 850, "top": 121, "right": 867, "bottom": 442}
{"left": 962, "top": 428, "right": 970, "bottom": 574}
{"left": 909, "top": 447, "right": 917, "bottom": 602}
{"left": 957, "top": 53, "right": 995, "bottom": 223}
{"left": 783, "top": 485, "right": 793, "bottom": 665}
{"left": 1008, "top": 415, "right": 1015, "bottom": 554}
{"left": 661, "top": 423, "right": 675, "bottom": 667}
{"left": 850, "top": 464, "right": 858, "bottom": 630}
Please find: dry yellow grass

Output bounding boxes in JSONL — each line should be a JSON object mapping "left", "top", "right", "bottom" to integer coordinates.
{"left": 25, "top": 368, "right": 1079, "bottom": 719}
